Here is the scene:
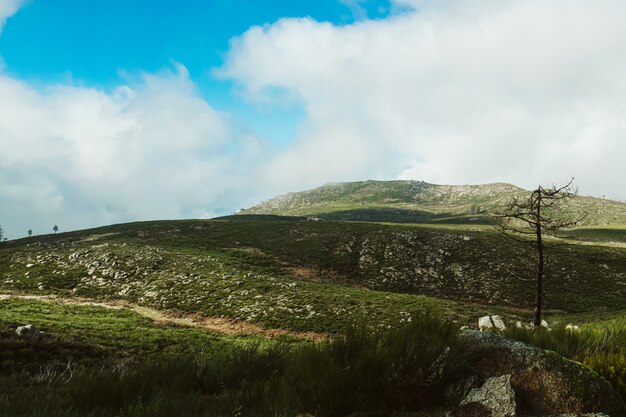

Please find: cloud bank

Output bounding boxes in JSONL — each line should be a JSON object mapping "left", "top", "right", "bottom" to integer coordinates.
{"left": 220, "top": 0, "right": 626, "bottom": 198}
{"left": 0, "top": 66, "right": 269, "bottom": 238}
{"left": 3, "top": 0, "right": 626, "bottom": 238}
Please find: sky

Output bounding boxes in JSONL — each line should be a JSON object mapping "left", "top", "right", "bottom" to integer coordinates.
{"left": 1, "top": 0, "right": 626, "bottom": 239}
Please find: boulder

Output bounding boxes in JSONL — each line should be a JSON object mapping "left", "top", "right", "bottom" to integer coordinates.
{"left": 460, "top": 331, "right": 625, "bottom": 416}
{"left": 478, "top": 315, "right": 506, "bottom": 331}
{"left": 458, "top": 374, "right": 516, "bottom": 417}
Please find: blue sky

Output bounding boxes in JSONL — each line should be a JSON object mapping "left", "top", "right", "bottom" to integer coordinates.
{"left": 0, "top": 0, "right": 394, "bottom": 143}
{"left": 2, "top": 0, "right": 626, "bottom": 239}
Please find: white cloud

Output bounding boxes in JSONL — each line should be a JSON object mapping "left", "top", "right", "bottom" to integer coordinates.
{"left": 0, "top": 0, "right": 24, "bottom": 32}
{"left": 219, "top": 0, "right": 626, "bottom": 201}
{"left": 4, "top": 0, "right": 626, "bottom": 238}
{"left": 0, "top": 66, "right": 269, "bottom": 239}
{"left": 339, "top": 0, "right": 367, "bottom": 20}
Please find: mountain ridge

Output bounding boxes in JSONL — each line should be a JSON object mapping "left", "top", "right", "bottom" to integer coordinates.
{"left": 239, "top": 179, "right": 626, "bottom": 226}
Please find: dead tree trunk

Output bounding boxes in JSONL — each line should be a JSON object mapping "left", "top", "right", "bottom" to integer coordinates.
{"left": 534, "top": 190, "right": 544, "bottom": 327}
{"left": 492, "top": 178, "right": 582, "bottom": 329}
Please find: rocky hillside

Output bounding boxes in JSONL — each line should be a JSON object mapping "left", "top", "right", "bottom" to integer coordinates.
{"left": 239, "top": 180, "right": 626, "bottom": 226}
{"left": 2, "top": 219, "right": 625, "bottom": 329}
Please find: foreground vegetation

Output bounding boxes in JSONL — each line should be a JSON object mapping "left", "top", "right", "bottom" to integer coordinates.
{"left": 2, "top": 297, "right": 625, "bottom": 417}
{"left": 1, "top": 185, "right": 625, "bottom": 415}
{"left": 504, "top": 319, "right": 626, "bottom": 402}
{"left": 1, "top": 301, "right": 477, "bottom": 417}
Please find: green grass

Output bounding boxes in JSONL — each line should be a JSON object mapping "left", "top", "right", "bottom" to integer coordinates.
{"left": 239, "top": 180, "right": 626, "bottom": 227}
{"left": 0, "top": 298, "right": 276, "bottom": 374}
{"left": 503, "top": 319, "right": 626, "bottom": 404}
{"left": 1, "top": 185, "right": 625, "bottom": 415}
{"left": 0, "top": 312, "right": 479, "bottom": 417}
{"left": 2, "top": 218, "right": 625, "bottom": 336}
{"left": 560, "top": 225, "right": 626, "bottom": 244}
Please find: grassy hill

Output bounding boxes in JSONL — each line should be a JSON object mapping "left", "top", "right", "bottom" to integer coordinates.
{"left": 239, "top": 180, "right": 626, "bottom": 226}
{"left": 2, "top": 187, "right": 626, "bottom": 415}
{"left": 2, "top": 218, "right": 625, "bottom": 333}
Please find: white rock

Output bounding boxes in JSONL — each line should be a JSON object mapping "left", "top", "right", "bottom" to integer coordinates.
{"left": 16, "top": 324, "right": 38, "bottom": 337}
{"left": 478, "top": 315, "right": 506, "bottom": 331}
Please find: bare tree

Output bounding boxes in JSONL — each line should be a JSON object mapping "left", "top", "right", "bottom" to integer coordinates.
{"left": 492, "top": 178, "right": 584, "bottom": 327}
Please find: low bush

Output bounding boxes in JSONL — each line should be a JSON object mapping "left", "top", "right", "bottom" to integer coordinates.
{"left": 503, "top": 323, "right": 626, "bottom": 405}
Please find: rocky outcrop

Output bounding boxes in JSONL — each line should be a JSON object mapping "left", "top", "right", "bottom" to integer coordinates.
{"left": 456, "top": 331, "right": 625, "bottom": 417}
{"left": 458, "top": 374, "right": 516, "bottom": 417}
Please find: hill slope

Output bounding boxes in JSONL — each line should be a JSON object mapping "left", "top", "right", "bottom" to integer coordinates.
{"left": 2, "top": 219, "right": 625, "bottom": 335}
{"left": 239, "top": 180, "right": 626, "bottom": 226}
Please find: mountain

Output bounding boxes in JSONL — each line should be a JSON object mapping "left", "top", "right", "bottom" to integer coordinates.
{"left": 239, "top": 180, "right": 626, "bottom": 226}
{"left": 2, "top": 184, "right": 626, "bottom": 415}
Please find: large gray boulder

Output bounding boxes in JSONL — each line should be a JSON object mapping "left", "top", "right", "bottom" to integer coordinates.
{"left": 457, "top": 331, "right": 625, "bottom": 416}
{"left": 459, "top": 374, "right": 516, "bottom": 417}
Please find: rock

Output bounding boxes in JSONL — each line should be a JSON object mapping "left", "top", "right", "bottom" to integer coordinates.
{"left": 455, "top": 402, "right": 491, "bottom": 417}
{"left": 478, "top": 315, "right": 506, "bottom": 331}
{"left": 458, "top": 375, "right": 516, "bottom": 417}
{"left": 461, "top": 331, "right": 625, "bottom": 416}
{"left": 15, "top": 324, "right": 38, "bottom": 336}
{"left": 26, "top": 263, "right": 34, "bottom": 268}
{"left": 37, "top": 283, "right": 45, "bottom": 290}
{"left": 553, "top": 414, "right": 610, "bottom": 417}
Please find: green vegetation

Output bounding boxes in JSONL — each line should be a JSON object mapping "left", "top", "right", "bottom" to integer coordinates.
{"left": 2, "top": 179, "right": 625, "bottom": 415}
{"left": 0, "top": 298, "right": 274, "bottom": 374}
{"left": 1, "top": 309, "right": 477, "bottom": 417}
{"left": 1, "top": 217, "right": 625, "bottom": 337}
{"left": 503, "top": 320, "right": 626, "bottom": 403}
{"left": 240, "top": 180, "right": 626, "bottom": 226}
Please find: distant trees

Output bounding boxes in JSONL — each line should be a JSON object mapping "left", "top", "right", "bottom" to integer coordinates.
{"left": 53, "top": 225, "right": 59, "bottom": 234}
{"left": 28, "top": 229, "right": 32, "bottom": 237}
{"left": 492, "top": 178, "right": 584, "bottom": 328}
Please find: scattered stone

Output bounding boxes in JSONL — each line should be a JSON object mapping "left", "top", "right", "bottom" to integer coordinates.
{"left": 15, "top": 324, "right": 38, "bottom": 337}
{"left": 26, "top": 263, "right": 34, "bottom": 268}
{"left": 37, "top": 283, "right": 45, "bottom": 290}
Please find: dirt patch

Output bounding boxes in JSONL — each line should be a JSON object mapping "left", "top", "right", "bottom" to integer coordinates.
{"left": 285, "top": 266, "right": 369, "bottom": 291}
{"left": 80, "top": 233, "right": 119, "bottom": 242}
{"left": 0, "top": 293, "right": 326, "bottom": 341}
{"left": 287, "top": 266, "right": 326, "bottom": 283}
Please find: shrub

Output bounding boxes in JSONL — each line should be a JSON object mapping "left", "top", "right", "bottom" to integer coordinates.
{"left": 584, "top": 353, "right": 626, "bottom": 402}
